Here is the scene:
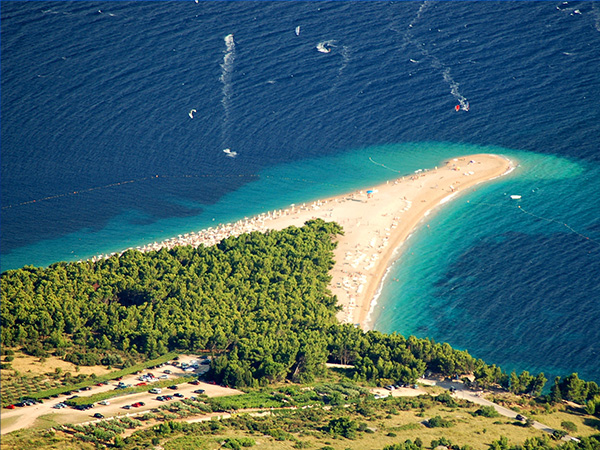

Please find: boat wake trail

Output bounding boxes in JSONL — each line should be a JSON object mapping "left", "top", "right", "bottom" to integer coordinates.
{"left": 443, "top": 68, "right": 468, "bottom": 110}
{"left": 220, "top": 34, "right": 235, "bottom": 151}
{"left": 338, "top": 45, "right": 351, "bottom": 78}
{"left": 403, "top": 1, "right": 469, "bottom": 110}
{"left": 331, "top": 45, "right": 351, "bottom": 90}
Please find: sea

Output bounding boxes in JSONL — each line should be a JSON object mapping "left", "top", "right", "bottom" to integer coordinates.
{"left": 2, "top": 1, "right": 599, "bottom": 386}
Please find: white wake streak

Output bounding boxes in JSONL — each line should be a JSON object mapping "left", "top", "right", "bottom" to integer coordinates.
{"left": 404, "top": 1, "right": 469, "bottom": 109}
{"left": 220, "top": 34, "right": 235, "bottom": 148}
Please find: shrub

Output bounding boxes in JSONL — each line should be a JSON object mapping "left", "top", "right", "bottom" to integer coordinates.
{"left": 561, "top": 421, "right": 578, "bottom": 432}
{"left": 552, "top": 429, "right": 568, "bottom": 440}
{"left": 223, "top": 437, "right": 255, "bottom": 449}
{"left": 426, "top": 416, "right": 453, "bottom": 428}
{"left": 473, "top": 406, "right": 500, "bottom": 418}
{"left": 431, "top": 437, "right": 454, "bottom": 448}
{"left": 327, "top": 417, "right": 357, "bottom": 439}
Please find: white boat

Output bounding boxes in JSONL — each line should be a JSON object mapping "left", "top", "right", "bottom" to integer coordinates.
{"left": 316, "top": 42, "right": 331, "bottom": 53}
{"left": 510, "top": 195, "right": 522, "bottom": 200}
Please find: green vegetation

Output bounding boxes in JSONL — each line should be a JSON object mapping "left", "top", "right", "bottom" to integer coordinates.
{"left": 2, "top": 220, "right": 522, "bottom": 393}
{"left": 550, "top": 374, "right": 600, "bottom": 405}
{"left": 2, "top": 221, "right": 342, "bottom": 388}
{"left": 473, "top": 406, "right": 500, "bottom": 418}
{"left": 4, "top": 383, "right": 600, "bottom": 450}
{"left": 3, "top": 219, "right": 600, "bottom": 449}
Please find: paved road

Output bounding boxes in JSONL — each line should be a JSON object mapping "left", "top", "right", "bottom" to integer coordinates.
{"left": 435, "top": 379, "right": 579, "bottom": 441}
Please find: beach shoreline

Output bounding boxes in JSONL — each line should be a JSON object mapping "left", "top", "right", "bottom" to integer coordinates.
{"left": 89, "top": 153, "right": 513, "bottom": 330}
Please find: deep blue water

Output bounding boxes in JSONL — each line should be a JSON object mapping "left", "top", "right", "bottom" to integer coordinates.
{"left": 2, "top": 2, "right": 599, "bottom": 384}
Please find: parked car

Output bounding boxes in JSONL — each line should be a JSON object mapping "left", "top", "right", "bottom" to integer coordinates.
{"left": 163, "top": 369, "right": 172, "bottom": 374}
{"left": 193, "top": 389, "right": 205, "bottom": 394}
{"left": 5, "top": 404, "right": 16, "bottom": 409}
{"left": 189, "top": 380, "right": 200, "bottom": 385}
{"left": 174, "top": 393, "right": 184, "bottom": 398}
{"left": 93, "top": 413, "right": 104, "bottom": 419}
{"left": 74, "top": 404, "right": 93, "bottom": 411}
{"left": 167, "top": 385, "right": 178, "bottom": 390}
{"left": 98, "top": 400, "right": 110, "bottom": 406}
{"left": 122, "top": 405, "right": 132, "bottom": 409}
{"left": 149, "top": 388, "right": 162, "bottom": 394}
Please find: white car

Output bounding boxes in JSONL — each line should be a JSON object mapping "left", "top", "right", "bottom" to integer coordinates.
{"left": 149, "top": 388, "right": 162, "bottom": 394}
{"left": 98, "top": 400, "right": 110, "bottom": 406}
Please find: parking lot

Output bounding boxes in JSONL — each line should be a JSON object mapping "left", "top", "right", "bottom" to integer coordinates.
{"left": 1, "top": 355, "right": 243, "bottom": 435}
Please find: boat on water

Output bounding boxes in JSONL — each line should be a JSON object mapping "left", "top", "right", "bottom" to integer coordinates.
{"left": 510, "top": 195, "right": 522, "bottom": 200}
{"left": 316, "top": 42, "right": 332, "bottom": 53}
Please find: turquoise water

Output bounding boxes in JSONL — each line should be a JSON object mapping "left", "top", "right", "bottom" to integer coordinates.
{"left": 3, "top": 142, "right": 518, "bottom": 267}
{"left": 372, "top": 148, "right": 599, "bottom": 383}
{"left": 3, "top": 138, "right": 600, "bottom": 384}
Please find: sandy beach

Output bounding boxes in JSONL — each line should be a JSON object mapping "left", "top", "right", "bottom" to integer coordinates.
{"left": 97, "top": 154, "right": 512, "bottom": 330}
{"left": 260, "top": 153, "right": 513, "bottom": 329}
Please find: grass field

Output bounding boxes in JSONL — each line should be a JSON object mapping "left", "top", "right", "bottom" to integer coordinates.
{"left": 3, "top": 361, "right": 599, "bottom": 450}
{"left": 3, "top": 399, "right": 595, "bottom": 450}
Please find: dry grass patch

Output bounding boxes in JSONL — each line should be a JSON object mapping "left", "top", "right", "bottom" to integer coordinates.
{"left": 4, "top": 350, "right": 111, "bottom": 378}
{"left": 530, "top": 407, "right": 599, "bottom": 438}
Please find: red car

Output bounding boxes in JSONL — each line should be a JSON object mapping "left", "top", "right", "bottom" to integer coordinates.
{"left": 5, "top": 404, "right": 16, "bottom": 409}
{"left": 135, "top": 382, "right": 147, "bottom": 386}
